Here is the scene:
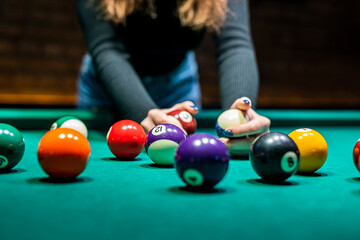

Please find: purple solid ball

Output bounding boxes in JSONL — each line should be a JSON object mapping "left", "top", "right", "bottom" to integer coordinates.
{"left": 175, "top": 133, "right": 229, "bottom": 188}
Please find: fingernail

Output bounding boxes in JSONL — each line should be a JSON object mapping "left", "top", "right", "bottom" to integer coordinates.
{"left": 224, "top": 130, "right": 233, "bottom": 136}
{"left": 190, "top": 105, "right": 198, "bottom": 111}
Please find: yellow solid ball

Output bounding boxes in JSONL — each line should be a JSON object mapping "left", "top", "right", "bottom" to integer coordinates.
{"left": 288, "top": 128, "right": 328, "bottom": 173}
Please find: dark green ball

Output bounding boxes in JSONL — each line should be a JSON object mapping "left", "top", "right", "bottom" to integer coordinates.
{"left": 0, "top": 123, "right": 25, "bottom": 171}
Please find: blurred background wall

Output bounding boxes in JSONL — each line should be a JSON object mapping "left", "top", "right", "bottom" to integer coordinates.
{"left": 0, "top": 0, "right": 359, "bottom": 109}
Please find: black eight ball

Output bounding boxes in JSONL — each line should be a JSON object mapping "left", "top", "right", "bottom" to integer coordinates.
{"left": 250, "top": 132, "right": 300, "bottom": 182}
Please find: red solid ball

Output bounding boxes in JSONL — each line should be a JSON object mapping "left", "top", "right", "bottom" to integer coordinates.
{"left": 353, "top": 139, "right": 360, "bottom": 172}
{"left": 167, "top": 110, "right": 197, "bottom": 135}
{"left": 106, "top": 120, "right": 146, "bottom": 159}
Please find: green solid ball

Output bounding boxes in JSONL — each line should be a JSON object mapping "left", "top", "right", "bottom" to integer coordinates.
{"left": 50, "top": 116, "right": 88, "bottom": 138}
{"left": 0, "top": 123, "right": 25, "bottom": 171}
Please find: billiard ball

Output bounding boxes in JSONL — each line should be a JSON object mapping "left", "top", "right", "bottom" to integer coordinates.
{"left": 353, "top": 139, "right": 360, "bottom": 172}
{"left": 107, "top": 120, "right": 146, "bottom": 159}
{"left": 167, "top": 110, "right": 197, "bottom": 135}
{"left": 51, "top": 116, "right": 88, "bottom": 138}
{"left": 37, "top": 128, "right": 91, "bottom": 179}
{"left": 145, "top": 123, "right": 187, "bottom": 166}
{"left": 250, "top": 132, "right": 300, "bottom": 182}
{"left": 175, "top": 133, "right": 229, "bottom": 189}
{"left": 288, "top": 128, "right": 328, "bottom": 173}
{"left": 216, "top": 109, "right": 249, "bottom": 139}
{"left": 0, "top": 123, "right": 25, "bottom": 172}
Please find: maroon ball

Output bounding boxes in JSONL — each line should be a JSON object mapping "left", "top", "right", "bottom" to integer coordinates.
{"left": 167, "top": 110, "right": 197, "bottom": 135}
{"left": 353, "top": 139, "right": 360, "bottom": 172}
{"left": 175, "top": 133, "right": 229, "bottom": 189}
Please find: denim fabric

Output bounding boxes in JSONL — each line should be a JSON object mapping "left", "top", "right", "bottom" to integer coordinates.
{"left": 77, "top": 51, "right": 202, "bottom": 110}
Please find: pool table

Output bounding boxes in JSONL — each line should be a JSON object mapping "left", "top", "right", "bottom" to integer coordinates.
{"left": 1, "top": 108, "right": 360, "bottom": 240}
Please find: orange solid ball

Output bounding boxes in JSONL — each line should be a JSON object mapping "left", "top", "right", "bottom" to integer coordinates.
{"left": 37, "top": 128, "right": 91, "bottom": 178}
{"left": 288, "top": 128, "right": 328, "bottom": 173}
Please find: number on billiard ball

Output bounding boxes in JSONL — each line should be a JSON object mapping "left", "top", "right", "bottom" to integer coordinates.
{"left": 250, "top": 132, "right": 300, "bottom": 182}
{"left": 145, "top": 123, "right": 187, "bottom": 166}
{"left": 0, "top": 123, "right": 25, "bottom": 172}
{"left": 175, "top": 133, "right": 229, "bottom": 189}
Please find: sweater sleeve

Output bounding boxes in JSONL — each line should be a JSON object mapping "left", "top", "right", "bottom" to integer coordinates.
{"left": 76, "top": 0, "right": 158, "bottom": 123}
{"left": 215, "top": 0, "right": 259, "bottom": 109}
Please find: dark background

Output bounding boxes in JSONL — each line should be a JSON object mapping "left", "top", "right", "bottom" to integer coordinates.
{"left": 0, "top": 0, "right": 359, "bottom": 109}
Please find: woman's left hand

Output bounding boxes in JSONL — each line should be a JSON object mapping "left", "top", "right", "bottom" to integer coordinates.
{"left": 220, "top": 97, "right": 271, "bottom": 157}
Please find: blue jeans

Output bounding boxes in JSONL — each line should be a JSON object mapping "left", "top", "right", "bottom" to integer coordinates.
{"left": 77, "top": 51, "right": 202, "bottom": 110}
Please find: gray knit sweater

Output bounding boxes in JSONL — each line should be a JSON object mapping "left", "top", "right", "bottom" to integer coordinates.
{"left": 76, "top": 0, "right": 259, "bottom": 122}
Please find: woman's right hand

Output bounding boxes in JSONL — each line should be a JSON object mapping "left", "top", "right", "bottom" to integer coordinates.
{"left": 140, "top": 101, "right": 198, "bottom": 134}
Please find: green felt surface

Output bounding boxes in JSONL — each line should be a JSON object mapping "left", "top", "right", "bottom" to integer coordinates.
{"left": 0, "top": 108, "right": 114, "bottom": 130}
{"left": 1, "top": 110, "right": 360, "bottom": 240}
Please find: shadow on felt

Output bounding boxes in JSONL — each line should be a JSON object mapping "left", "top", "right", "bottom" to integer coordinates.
{"left": 0, "top": 168, "right": 26, "bottom": 174}
{"left": 351, "top": 189, "right": 360, "bottom": 197}
{"left": 26, "top": 176, "right": 93, "bottom": 185}
{"left": 246, "top": 178, "right": 299, "bottom": 186}
{"left": 101, "top": 157, "right": 142, "bottom": 162}
{"left": 230, "top": 154, "right": 250, "bottom": 161}
{"left": 346, "top": 177, "right": 360, "bottom": 183}
{"left": 168, "top": 186, "right": 228, "bottom": 195}
{"left": 295, "top": 171, "right": 329, "bottom": 177}
{"left": 139, "top": 163, "right": 174, "bottom": 169}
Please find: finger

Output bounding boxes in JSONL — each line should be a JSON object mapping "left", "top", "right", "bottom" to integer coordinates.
{"left": 225, "top": 108, "right": 271, "bottom": 136}
{"left": 226, "top": 117, "right": 270, "bottom": 136}
{"left": 147, "top": 109, "right": 169, "bottom": 125}
{"left": 218, "top": 137, "right": 229, "bottom": 145}
{"left": 165, "top": 101, "right": 199, "bottom": 115}
{"left": 230, "top": 97, "right": 251, "bottom": 109}
{"left": 182, "top": 101, "right": 199, "bottom": 115}
{"left": 148, "top": 109, "right": 186, "bottom": 132}
{"left": 229, "top": 97, "right": 252, "bottom": 118}
{"left": 237, "top": 97, "right": 252, "bottom": 111}
{"left": 246, "top": 109, "right": 271, "bottom": 127}
{"left": 141, "top": 117, "right": 156, "bottom": 134}
{"left": 245, "top": 108, "right": 259, "bottom": 120}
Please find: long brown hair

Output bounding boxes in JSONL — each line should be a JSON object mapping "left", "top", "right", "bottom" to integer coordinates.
{"left": 98, "top": 0, "right": 228, "bottom": 32}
